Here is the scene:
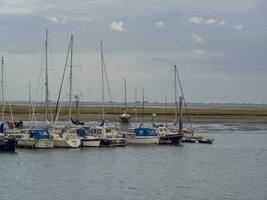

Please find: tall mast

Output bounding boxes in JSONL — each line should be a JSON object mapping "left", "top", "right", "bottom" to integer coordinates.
{"left": 164, "top": 96, "right": 167, "bottom": 125}
{"left": 45, "top": 30, "right": 49, "bottom": 121}
{"left": 135, "top": 87, "right": 138, "bottom": 124}
{"left": 75, "top": 95, "right": 80, "bottom": 122}
{"left": 28, "top": 82, "right": 32, "bottom": 121}
{"left": 174, "top": 65, "right": 178, "bottom": 127}
{"left": 1, "top": 57, "right": 4, "bottom": 122}
{"left": 142, "top": 88, "right": 144, "bottom": 123}
{"left": 100, "top": 41, "right": 105, "bottom": 120}
{"left": 69, "top": 34, "right": 73, "bottom": 119}
{"left": 179, "top": 96, "right": 183, "bottom": 130}
{"left": 124, "top": 78, "right": 127, "bottom": 112}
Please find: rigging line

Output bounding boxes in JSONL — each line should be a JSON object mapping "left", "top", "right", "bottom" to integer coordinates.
{"left": 53, "top": 37, "right": 71, "bottom": 123}
{"left": 3, "top": 67, "right": 15, "bottom": 128}
{"left": 176, "top": 67, "right": 194, "bottom": 135}
{"left": 102, "top": 56, "right": 115, "bottom": 116}
{"left": 34, "top": 40, "right": 46, "bottom": 114}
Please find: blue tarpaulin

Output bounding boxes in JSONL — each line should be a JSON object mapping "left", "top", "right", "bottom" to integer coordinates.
{"left": 134, "top": 128, "right": 158, "bottom": 136}
{"left": 30, "top": 129, "right": 51, "bottom": 140}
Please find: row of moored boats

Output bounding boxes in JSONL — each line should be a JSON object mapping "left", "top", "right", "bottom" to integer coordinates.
{"left": 0, "top": 120, "right": 191, "bottom": 152}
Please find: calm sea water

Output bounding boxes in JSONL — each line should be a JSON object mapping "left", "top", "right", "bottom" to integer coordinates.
{"left": 1, "top": 122, "right": 267, "bottom": 200}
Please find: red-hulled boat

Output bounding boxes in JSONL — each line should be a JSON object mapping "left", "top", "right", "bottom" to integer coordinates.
{"left": 119, "top": 79, "right": 131, "bottom": 122}
{"left": 119, "top": 112, "right": 131, "bottom": 122}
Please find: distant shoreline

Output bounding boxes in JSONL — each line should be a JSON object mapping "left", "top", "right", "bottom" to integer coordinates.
{"left": 2, "top": 113, "right": 267, "bottom": 124}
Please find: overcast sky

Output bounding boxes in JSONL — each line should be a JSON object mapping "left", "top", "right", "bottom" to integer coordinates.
{"left": 0, "top": 0, "right": 266, "bottom": 103}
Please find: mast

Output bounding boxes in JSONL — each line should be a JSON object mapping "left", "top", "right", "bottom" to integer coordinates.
{"left": 1, "top": 57, "right": 4, "bottom": 122}
{"left": 124, "top": 78, "right": 127, "bottom": 113}
{"left": 142, "top": 88, "right": 144, "bottom": 123}
{"left": 75, "top": 95, "right": 80, "bottom": 122}
{"left": 28, "top": 82, "right": 32, "bottom": 121}
{"left": 69, "top": 34, "right": 73, "bottom": 119}
{"left": 174, "top": 65, "right": 178, "bottom": 127}
{"left": 164, "top": 96, "right": 167, "bottom": 125}
{"left": 53, "top": 35, "right": 71, "bottom": 123}
{"left": 45, "top": 30, "right": 49, "bottom": 121}
{"left": 100, "top": 41, "right": 105, "bottom": 120}
{"left": 179, "top": 96, "right": 183, "bottom": 130}
{"left": 135, "top": 87, "right": 138, "bottom": 124}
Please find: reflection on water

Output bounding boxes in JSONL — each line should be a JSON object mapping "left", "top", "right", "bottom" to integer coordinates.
{"left": 1, "top": 123, "right": 267, "bottom": 200}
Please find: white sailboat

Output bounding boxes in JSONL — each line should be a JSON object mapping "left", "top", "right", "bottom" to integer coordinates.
{"left": 119, "top": 79, "right": 131, "bottom": 122}
{"left": 52, "top": 34, "right": 81, "bottom": 148}
{"left": 91, "top": 41, "right": 126, "bottom": 147}
{"left": 123, "top": 88, "right": 159, "bottom": 144}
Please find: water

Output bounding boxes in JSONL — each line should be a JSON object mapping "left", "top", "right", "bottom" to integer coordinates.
{"left": 1, "top": 123, "right": 267, "bottom": 200}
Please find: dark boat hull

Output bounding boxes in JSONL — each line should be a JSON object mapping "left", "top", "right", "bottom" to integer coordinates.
{"left": 100, "top": 138, "right": 126, "bottom": 147}
{"left": 159, "top": 134, "right": 183, "bottom": 145}
{"left": 0, "top": 136, "right": 16, "bottom": 152}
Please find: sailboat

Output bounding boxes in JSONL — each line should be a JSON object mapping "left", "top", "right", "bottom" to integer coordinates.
{"left": 123, "top": 88, "right": 159, "bottom": 144}
{"left": 52, "top": 34, "right": 81, "bottom": 148}
{"left": 90, "top": 41, "right": 126, "bottom": 147}
{"left": 0, "top": 57, "right": 23, "bottom": 135}
{"left": 119, "top": 79, "right": 131, "bottom": 122}
{"left": 154, "top": 65, "right": 185, "bottom": 145}
{"left": 10, "top": 31, "right": 54, "bottom": 149}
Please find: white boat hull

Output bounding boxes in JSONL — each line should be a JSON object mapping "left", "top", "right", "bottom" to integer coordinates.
{"left": 126, "top": 136, "right": 159, "bottom": 145}
{"left": 81, "top": 139, "right": 100, "bottom": 147}
{"left": 17, "top": 139, "right": 54, "bottom": 149}
{"left": 54, "top": 138, "right": 81, "bottom": 148}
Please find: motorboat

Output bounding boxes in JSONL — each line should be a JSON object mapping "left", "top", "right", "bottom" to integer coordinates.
{"left": 155, "top": 125, "right": 183, "bottom": 145}
{"left": 123, "top": 127, "right": 159, "bottom": 145}
{"left": 52, "top": 127, "right": 81, "bottom": 148}
{"left": 17, "top": 129, "right": 54, "bottom": 149}
{"left": 91, "top": 122, "right": 126, "bottom": 147}
{"left": 75, "top": 127, "right": 100, "bottom": 147}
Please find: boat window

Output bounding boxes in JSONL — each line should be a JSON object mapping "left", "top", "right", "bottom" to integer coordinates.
{"left": 135, "top": 128, "right": 158, "bottom": 136}
{"left": 76, "top": 128, "right": 88, "bottom": 137}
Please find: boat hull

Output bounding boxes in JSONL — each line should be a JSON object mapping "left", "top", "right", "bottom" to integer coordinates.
{"left": 0, "top": 136, "right": 16, "bottom": 152}
{"left": 126, "top": 136, "right": 159, "bottom": 145}
{"left": 100, "top": 138, "right": 126, "bottom": 147}
{"left": 17, "top": 139, "right": 54, "bottom": 149}
{"left": 81, "top": 139, "right": 100, "bottom": 147}
{"left": 119, "top": 116, "right": 130, "bottom": 122}
{"left": 54, "top": 138, "right": 81, "bottom": 148}
{"left": 159, "top": 134, "right": 183, "bottom": 145}
{"left": 119, "top": 113, "right": 131, "bottom": 122}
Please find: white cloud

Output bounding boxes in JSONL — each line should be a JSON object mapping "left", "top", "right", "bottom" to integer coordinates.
{"left": 110, "top": 21, "right": 124, "bottom": 32}
{"left": 156, "top": 21, "right": 164, "bottom": 27}
{"left": 234, "top": 24, "right": 243, "bottom": 30}
{"left": 46, "top": 15, "right": 59, "bottom": 23}
{"left": 192, "top": 34, "right": 204, "bottom": 43}
{"left": 45, "top": 15, "right": 92, "bottom": 24}
{"left": 190, "top": 17, "right": 226, "bottom": 26}
{"left": 61, "top": 16, "right": 93, "bottom": 23}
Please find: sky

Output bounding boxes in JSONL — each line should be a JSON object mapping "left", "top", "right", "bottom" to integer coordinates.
{"left": 0, "top": 0, "right": 266, "bottom": 104}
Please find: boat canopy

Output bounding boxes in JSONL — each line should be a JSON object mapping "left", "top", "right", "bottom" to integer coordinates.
{"left": 134, "top": 128, "right": 158, "bottom": 136}
{"left": 76, "top": 127, "right": 90, "bottom": 137}
{"left": 29, "top": 129, "right": 51, "bottom": 140}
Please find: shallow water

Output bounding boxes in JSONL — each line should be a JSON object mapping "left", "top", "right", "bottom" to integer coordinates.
{"left": 1, "top": 122, "right": 267, "bottom": 200}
